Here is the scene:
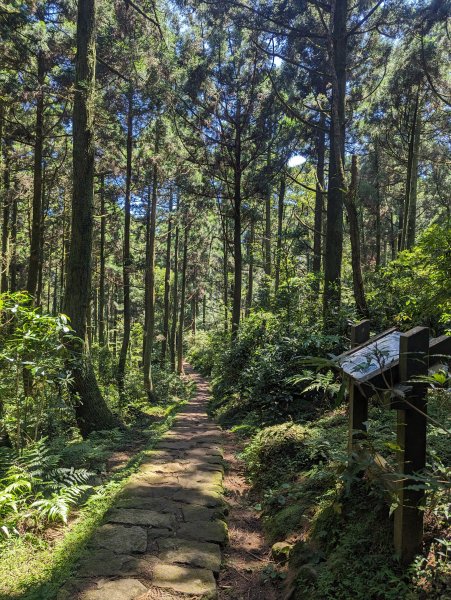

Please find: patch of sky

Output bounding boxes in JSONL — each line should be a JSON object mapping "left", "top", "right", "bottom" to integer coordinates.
{"left": 288, "top": 154, "right": 306, "bottom": 167}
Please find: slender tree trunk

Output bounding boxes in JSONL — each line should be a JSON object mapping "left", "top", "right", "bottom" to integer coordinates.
{"left": 117, "top": 88, "right": 133, "bottom": 404}
{"left": 223, "top": 218, "right": 229, "bottom": 331}
{"left": 27, "top": 51, "right": 45, "bottom": 301}
{"left": 345, "top": 155, "right": 368, "bottom": 317}
{"left": 9, "top": 183, "right": 17, "bottom": 292}
{"left": 177, "top": 221, "right": 188, "bottom": 374}
{"left": 232, "top": 120, "right": 242, "bottom": 338}
{"left": 36, "top": 163, "right": 47, "bottom": 307}
{"left": 323, "top": 0, "right": 347, "bottom": 326}
{"left": 143, "top": 137, "right": 159, "bottom": 399}
{"left": 191, "top": 298, "right": 196, "bottom": 335}
{"left": 312, "top": 120, "right": 325, "bottom": 292}
{"left": 401, "top": 87, "right": 420, "bottom": 251}
{"left": 246, "top": 216, "right": 255, "bottom": 314}
{"left": 275, "top": 176, "right": 285, "bottom": 292}
{"left": 1, "top": 138, "right": 11, "bottom": 293}
{"left": 202, "top": 294, "right": 206, "bottom": 327}
{"left": 63, "top": 0, "right": 118, "bottom": 437}
{"left": 264, "top": 153, "right": 272, "bottom": 278}
{"left": 161, "top": 191, "right": 173, "bottom": 365}
{"left": 98, "top": 173, "right": 106, "bottom": 345}
{"left": 170, "top": 195, "right": 180, "bottom": 371}
{"left": 407, "top": 109, "right": 421, "bottom": 249}
{"left": 374, "top": 141, "right": 381, "bottom": 268}
{"left": 143, "top": 183, "right": 151, "bottom": 360}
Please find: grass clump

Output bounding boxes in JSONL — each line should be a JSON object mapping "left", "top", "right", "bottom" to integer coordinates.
{"left": 243, "top": 423, "right": 312, "bottom": 490}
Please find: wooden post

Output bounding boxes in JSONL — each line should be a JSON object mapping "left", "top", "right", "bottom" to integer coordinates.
{"left": 350, "top": 319, "right": 370, "bottom": 348}
{"left": 348, "top": 320, "right": 371, "bottom": 451}
{"left": 394, "top": 326, "right": 429, "bottom": 564}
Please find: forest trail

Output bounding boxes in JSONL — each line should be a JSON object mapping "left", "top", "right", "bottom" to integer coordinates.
{"left": 58, "top": 367, "right": 227, "bottom": 600}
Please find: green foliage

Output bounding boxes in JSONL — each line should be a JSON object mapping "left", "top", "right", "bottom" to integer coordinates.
{"left": 192, "top": 310, "right": 344, "bottom": 428}
{"left": 0, "top": 439, "right": 93, "bottom": 531}
{"left": 243, "top": 423, "right": 312, "bottom": 489}
{"left": 0, "top": 292, "right": 74, "bottom": 447}
{"left": 367, "top": 223, "right": 451, "bottom": 333}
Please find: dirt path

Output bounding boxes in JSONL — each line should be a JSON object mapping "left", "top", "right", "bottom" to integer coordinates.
{"left": 58, "top": 368, "right": 226, "bottom": 600}
{"left": 218, "top": 431, "right": 281, "bottom": 600}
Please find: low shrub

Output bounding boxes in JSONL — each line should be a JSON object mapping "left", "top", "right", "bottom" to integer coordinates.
{"left": 243, "top": 423, "right": 312, "bottom": 489}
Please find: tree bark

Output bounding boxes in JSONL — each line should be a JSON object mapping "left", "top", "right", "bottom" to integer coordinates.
{"left": 374, "top": 140, "right": 381, "bottom": 268}
{"left": 345, "top": 155, "right": 368, "bottom": 317}
{"left": 407, "top": 108, "right": 421, "bottom": 249}
{"left": 312, "top": 120, "right": 325, "bottom": 292}
{"left": 161, "top": 191, "right": 173, "bottom": 365}
{"left": 143, "top": 136, "right": 158, "bottom": 399}
{"left": 170, "top": 194, "right": 180, "bottom": 371}
{"left": 222, "top": 218, "right": 229, "bottom": 331}
{"left": 1, "top": 137, "right": 11, "bottom": 294}
{"left": 27, "top": 50, "right": 45, "bottom": 302}
{"left": 245, "top": 216, "right": 255, "bottom": 314}
{"left": 264, "top": 152, "right": 272, "bottom": 278}
{"left": 117, "top": 88, "right": 133, "bottom": 404}
{"left": 232, "top": 115, "right": 242, "bottom": 338}
{"left": 177, "top": 220, "right": 188, "bottom": 374}
{"left": 323, "top": 0, "right": 347, "bottom": 325}
{"left": 9, "top": 180, "right": 17, "bottom": 293}
{"left": 98, "top": 173, "right": 106, "bottom": 345}
{"left": 401, "top": 87, "right": 420, "bottom": 251}
{"left": 63, "top": 0, "right": 118, "bottom": 437}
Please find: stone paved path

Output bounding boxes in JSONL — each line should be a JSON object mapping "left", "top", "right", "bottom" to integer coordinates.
{"left": 58, "top": 368, "right": 226, "bottom": 600}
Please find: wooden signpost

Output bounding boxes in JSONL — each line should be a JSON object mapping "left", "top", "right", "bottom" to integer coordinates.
{"left": 338, "top": 321, "right": 451, "bottom": 565}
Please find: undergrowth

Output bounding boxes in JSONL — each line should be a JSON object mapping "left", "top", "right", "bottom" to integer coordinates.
{"left": 188, "top": 304, "right": 451, "bottom": 600}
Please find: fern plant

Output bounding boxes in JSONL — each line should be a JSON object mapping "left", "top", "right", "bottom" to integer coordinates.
{"left": 0, "top": 438, "right": 93, "bottom": 532}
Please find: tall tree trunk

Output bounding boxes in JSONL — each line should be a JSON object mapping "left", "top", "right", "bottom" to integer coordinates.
{"left": 143, "top": 183, "right": 151, "bottom": 360}
{"left": 117, "top": 88, "right": 133, "bottom": 404}
{"left": 345, "top": 155, "right": 368, "bottom": 317}
{"left": 1, "top": 138, "right": 11, "bottom": 293}
{"left": 245, "top": 216, "right": 255, "bottom": 314}
{"left": 407, "top": 109, "right": 421, "bottom": 249}
{"left": 232, "top": 120, "right": 242, "bottom": 338}
{"left": 170, "top": 194, "right": 180, "bottom": 371}
{"left": 9, "top": 182, "right": 17, "bottom": 292}
{"left": 63, "top": 0, "right": 117, "bottom": 437}
{"left": 161, "top": 191, "right": 173, "bottom": 365}
{"left": 222, "top": 218, "right": 229, "bottom": 330}
{"left": 312, "top": 120, "right": 325, "bottom": 292}
{"left": 202, "top": 294, "right": 206, "bottom": 327}
{"left": 275, "top": 177, "right": 285, "bottom": 292}
{"left": 143, "top": 135, "right": 159, "bottom": 399}
{"left": 374, "top": 140, "right": 381, "bottom": 268}
{"left": 401, "top": 87, "right": 420, "bottom": 251}
{"left": 98, "top": 173, "right": 106, "bottom": 345}
{"left": 177, "top": 221, "right": 188, "bottom": 374}
{"left": 264, "top": 153, "right": 272, "bottom": 278}
{"left": 323, "top": 0, "right": 347, "bottom": 326}
{"left": 36, "top": 162, "right": 47, "bottom": 307}
{"left": 27, "top": 51, "right": 45, "bottom": 301}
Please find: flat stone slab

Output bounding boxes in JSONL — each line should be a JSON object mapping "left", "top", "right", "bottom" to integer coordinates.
{"left": 77, "top": 550, "right": 140, "bottom": 578}
{"left": 91, "top": 524, "right": 147, "bottom": 554}
{"left": 176, "top": 520, "right": 228, "bottom": 544}
{"left": 173, "top": 488, "right": 223, "bottom": 508}
{"left": 158, "top": 538, "right": 222, "bottom": 573}
{"left": 151, "top": 562, "right": 217, "bottom": 596}
{"left": 116, "top": 497, "right": 183, "bottom": 516}
{"left": 107, "top": 509, "right": 174, "bottom": 529}
{"left": 182, "top": 504, "right": 222, "bottom": 522}
{"left": 79, "top": 578, "right": 148, "bottom": 600}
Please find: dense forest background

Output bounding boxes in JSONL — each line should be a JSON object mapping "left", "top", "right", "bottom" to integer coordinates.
{"left": 0, "top": 0, "right": 450, "bottom": 598}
